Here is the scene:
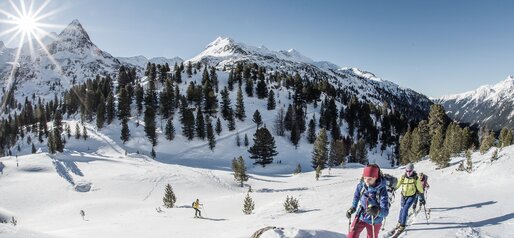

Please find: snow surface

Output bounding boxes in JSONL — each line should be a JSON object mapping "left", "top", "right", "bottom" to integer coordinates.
{"left": 1, "top": 126, "right": 513, "bottom": 237}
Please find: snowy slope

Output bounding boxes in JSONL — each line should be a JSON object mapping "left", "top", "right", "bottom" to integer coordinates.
{"left": 0, "top": 41, "right": 15, "bottom": 76}
{"left": 436, "top": 76, "right": 514, "bottom": 130}
{"left": 0, "top": 124, "right": 513, "bottom": 238}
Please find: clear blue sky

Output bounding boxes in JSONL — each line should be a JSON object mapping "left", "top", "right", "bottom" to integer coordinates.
{"left": 1, "top": 0, "right": 514, "bottom": 98}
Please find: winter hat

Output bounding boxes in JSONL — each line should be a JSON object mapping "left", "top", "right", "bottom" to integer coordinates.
{"left": 405, "top": 163, "right": 414, "bottom": 171}
{"left": 363, "top": 165, "right": 380, "bottom": 178}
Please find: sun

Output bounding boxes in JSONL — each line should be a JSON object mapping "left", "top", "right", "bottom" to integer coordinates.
{"left": 15, "top": 14, "right": 37, "bottom": 34}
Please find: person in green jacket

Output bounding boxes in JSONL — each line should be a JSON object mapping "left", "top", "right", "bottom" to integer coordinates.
{"left": 389, "top": 163, "right": 425, "bottom": 235}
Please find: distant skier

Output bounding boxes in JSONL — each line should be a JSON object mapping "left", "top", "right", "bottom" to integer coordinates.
{"left": 80, "top": 210, "right": 85, "bottom": 220}
{"left": 346, "top": 164, "right": 389, "bottom": 238}
{"left": 192, "top": 199, "right": 203, "bottom": 218}
{"left": 412, "top": 172, "right": 429, "bottom": 211}
{"left": 387, "top": 163, "right": 425, "bottom": 237}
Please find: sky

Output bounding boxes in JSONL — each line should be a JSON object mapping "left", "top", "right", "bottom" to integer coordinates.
{"left": 1, "top": 0, "right": 514, "bottom": 98}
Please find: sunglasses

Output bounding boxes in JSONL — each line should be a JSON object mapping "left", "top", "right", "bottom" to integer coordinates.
{"left": 406, "top": 170, "right": 413, "bottom": 173}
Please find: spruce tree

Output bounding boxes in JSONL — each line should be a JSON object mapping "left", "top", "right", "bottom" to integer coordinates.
{"left": 355, "top": 138, "right": 368, "bottom": 164}
{"left": 195, "top": 109, "right": 206, "bottom": 140}
{"left": 96, "top": 100, "right": 105, "bottom": 129}
{"left": 182, "top": 109, "right": 195, "bottom": 141}
{"left": 165, "top": 118, "right": 175, "bottom": 141}
{"left": 117, "top": 87, "right": 131, "bottom": 120}
{"left": 203, "top": 76, "right": 218, "bottom": 115}
{"left": 307, "top": 119, "right": 316, "bottom": 144}
{"left": 244, "top": 133, "right": 249, "bottom": 147}
{"left": 162, "top": 184, "right": 176, "bottom": 208}
{"left": 252, "top": 110, "right": 263, "bottom": 128}
{"left": 231, "top": 156, "right": 249, "bottom": 187}
{"left": 429, "top": 126, "right": 443, "bottom": 162}
{"left": 284, "top": 196, "right": 299, "bottom": 213}
{"left": 121, "top": 118, "right": 130, "bottom": 143}
{"left": 245, "top": 78, "right": 254, "bottom": 97}
{"left": 294, "top": 164, "right": 302, "bottom": 174}
{"left": 290, "top": 124, "right": 301, "bottom": 149}
{"left": 267, "top": 90, "right": 276, "bottom": 110}
{"left": 52, "top": 111, "right": 64, "bottom": 152}
{"left": 465, "top": 149, "right": 473, "bottom": 173}
{"left": 106, "top": 92, "right": 115, "bottom": 125}
{"left": 274, "top": 107, "right": 285, "bottom": 136}
{"left": 75, "top": 123, "right": 81, "bottom": 139}
{"left": 284, "top": 104, "right": 294, "bottom": 131}
{"left": 220, "top": 87, "right": 232, "bottom": 120}
{"left": 428, "top": 104, "right": 447, "bottom": 138}
{"left": 31, "top": 143, "right": 36, "bottom": 154}
{"left": 242, "top": 192, "right": 255, "bottom": 215}
{"left": 144, "top": 78, "right": 158, "bottom": 146}
{"left": 235, "top": 86, "right": 246, "bottom": 121}
{"left": 328, "top": 139, "right": 346, "bottom": 168}
{"left": 135, "top": 84, "right": 144, "bottom": 117}
{"left": 312, "top": 128, "right": 329, "bottom": 169}
{"left": 480, "top": 130, "right": 495, "bottom": 154}
{"left": 499, "top": 127, "right": 512, "bottom": 148}
{"left": 47, "top": 131, "right": 55, "bottom": 154}
{"left": 315, "top": 165, "right": 322, "bottom": 180}
{"left": 256, "top": 77, "right": 267, "bottom": 99}
{"left": 215, "top": 118, "right": 222, "bottom": 135}
{"left": 236, "top": 132, "right": 241, "bottom": 147}
{"left": 207, "top": 118, "right": 216, "bottom": 151}
{"left": 227, "top": 109, "right": 236, "bottom": 131}
{"left": 82, "top": 125, "right": 88, "bottom": 140}
{"left": 248, "top": 127, "right": 278, "bottom": 166}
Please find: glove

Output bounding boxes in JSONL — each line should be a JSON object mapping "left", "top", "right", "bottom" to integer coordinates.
{"left": 346, "top": 207, "right": 356, "bottom": 219}
{"left": 419, "top": 199, "right": 426, "bottom": 206}
{"left": 366, "top": 205, "right": 380, "bottom": 217}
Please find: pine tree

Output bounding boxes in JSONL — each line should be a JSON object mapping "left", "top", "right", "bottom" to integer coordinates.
{"left": 31, "top": 143, "right": 36, "bottom": 154}
{"left": 165, "top": 118, "right": 175, "bottom": 141}
{"left": 290, "top": 124, "right": 301, "bottom": 149}
{"left": 235, "top": 86, "right": 246, "bottom": 121}
{"left": 465, "top": 149, "right": 473, "bottom": 173}
{"left": 186, "top": 61, "right": 193, "bottom": 78}
{"left": 245, "top": 78, "right": 254, "bottom": 97}
{"left": 231, "top": 156, "right": 249, "bottom": 187}
{"left": 135, "top": 83, "right": 144, "bottom": 117}
{"left": 244, "top": 133, "right": 249, "bottom": 147}
{"left": 429, "top": 125, "right": 443, "bottom": 162}
{"left": 328, "top": 139, "right": 346, "bottom": 168}
{"left": 312, "top": 128, "right": 329, "bottom": 169}
{"left": 117, "top": 87, "right": 131, "bottom": 120}
{"left": 52, "top": 111, "right": 64, "bottom": 152}
{"left": 47, "top": 131, "right": 55, "bottom": 154}
{"left": 144, "top": 81, "right": 158, "bottom": 146}
{"left": 96, "top": 100, "right": 105, "bottom": 129}
{"left": 207, "top": 118, "right": 216, "bottom": 151}
{"left": 294, "top": 164, "right": 302, "bottom": 174}
{"left": 203, "top": 76, "right": 218, "bottom": 115}
{"left": 499, "top": 127, "right": 512, "bottom": 148}
{"left": 274, "top": 107, "right": 285, "bottom": 136}
{"left": 215, "top": 118, "right": 222, "bottom": 135}
{"left": 106, "top": 92, "right": 115, "bottom": 125}
{"left": 242, "top": 192, "right": 255, "bottom": 215}
{"left": 355, "top": 138, "right": 368, "bottom": 164}
{"left": 307, "top": 118, "right": 316, "bottom": 144}
{"left": 162, "top": 184, "right": 176, "bottom": 208}
{"left": 284, "top": 104, "right": 294, "bottom": 131}
{"left": 252, "top": 110, "right": 262, "bottom": 128}
{"left": 182, "top": 109, "right": 195, "bottom": 141}
{"left": 267, "top": 90, "right": 276, "bottom": 110}
{"left": 82, "top": 125, "right": 88, "bottom": 140}
{"left": 227, "top": 109, "right": 236, "bottom": 131}
{"left": 75, "top": 123, "right": 81, "bottom": 139}
{"left": 248, "top": 127, "right": 278, "bottom": 166}
{"left": 121, "top": 118, "right": 130, "bottom": 143}
{"left": 256, "top": 77, "right": 267, "bottom": 99}
{"left": 480, "top": 129, "right": 495, "bottom": 154}
{"left": 195, "top": 109, "right": 206, "bottom": 140}
{"left": 220, "top": 87, "right": 232, "bottom": 120}
{"left": 428, "top": 104, "right": 447, "bottom": 139}
{"left": 284, "top": 195, "right": 299, "bottom": 213}
{"left": 236, "top": 132, "right": 241, "bottom": 147}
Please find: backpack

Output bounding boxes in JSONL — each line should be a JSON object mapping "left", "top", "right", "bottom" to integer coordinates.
{"left": 192, "top": 202, "right": 195, "bottom": 207}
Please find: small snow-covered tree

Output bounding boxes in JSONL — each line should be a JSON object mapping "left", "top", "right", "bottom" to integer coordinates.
{"left": 242, "top": 192, "right": 255, "bottom": 215}
{"left": 163, "top": 184, "right": 176, "bottom": 208}
{"left": 284, "top": 195, "right": 299, "bottom": 213}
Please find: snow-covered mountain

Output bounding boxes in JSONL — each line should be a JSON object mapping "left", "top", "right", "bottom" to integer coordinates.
{"left": 117, "top": 55, "right": 183, "bottom": 69}
{"left": 0, "top": 41, "right": 15, "bottom": 76}
{"left": 1, "top": 19, "right": 121, "bottom": 101}
{"left": 188, "top": 37, "right": 432, "bottom": 120}
{"left": 435, "top": 76, "right": 514, "bottom": 130}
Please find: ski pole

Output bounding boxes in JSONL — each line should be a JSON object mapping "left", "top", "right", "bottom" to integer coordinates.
{"left": 201, "top": 205, "right": 207, "bottom": 216}
{"left": 371, "top": 215, "right": 376, "bottom": 238}
{"left": 348, "top": 215, "right": 351, "bottom": 232}
{"left": 381, "top": 217, "right": 386, "bottom": 231}
{"left": 423, "top": 204, "right": 428, "bottom": 225}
